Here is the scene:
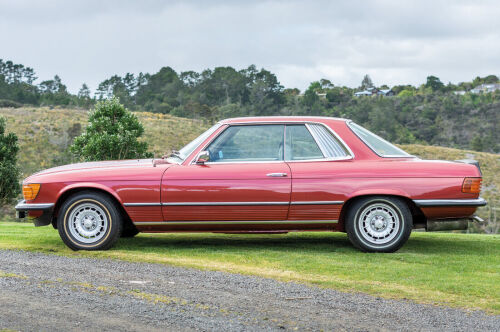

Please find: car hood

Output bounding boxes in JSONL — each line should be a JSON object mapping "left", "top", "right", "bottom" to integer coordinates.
{"left": 32, "top": 159, "right": 157, "bottom": 177}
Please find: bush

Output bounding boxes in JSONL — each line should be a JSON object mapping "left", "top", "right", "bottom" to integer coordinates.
{"left": 70, "top": 98, "right": 153, "bottom": 161}
{"left": 0, "top": 117, "right": 20, "bottom": 204}
{"left": 0, "top": 99, "right": 22, "bottom": 108}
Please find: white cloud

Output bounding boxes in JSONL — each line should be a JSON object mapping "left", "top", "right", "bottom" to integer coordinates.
{"left": 0, "top": 0, "right": 499, "bottom": 93}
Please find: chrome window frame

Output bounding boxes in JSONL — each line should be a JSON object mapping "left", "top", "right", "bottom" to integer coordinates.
{"left": 188, "top": 121, "right": 354, "bottom": 165}
{"left": 346, "top": 120, "right": 413, "bottom": 158}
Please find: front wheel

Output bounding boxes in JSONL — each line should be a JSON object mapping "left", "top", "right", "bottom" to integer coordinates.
{"left": 345, "top": 196, "right": 412, "bottom": 253}
{"left": 57, "top": 191, "right": 122, "bottom": 251}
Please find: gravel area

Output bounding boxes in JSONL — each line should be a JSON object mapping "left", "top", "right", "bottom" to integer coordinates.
{"left": 0, "top": 249, "right": 498, "bottom": 331}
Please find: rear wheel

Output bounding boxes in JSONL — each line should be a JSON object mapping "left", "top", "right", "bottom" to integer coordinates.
{"left": 57, "top": 191, "right": 122, "bottom": 251}
{"left": 345, "top": 196, "right": 412, "bottom": 252}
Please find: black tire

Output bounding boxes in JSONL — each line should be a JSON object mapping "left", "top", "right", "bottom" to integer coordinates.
{"left": 345, "top": 196, "right": 412, "bottom": 253}
{"left": 121, "top": 225, "right": 139, "bottom": 238}
{"left": 57, "top": 191, "right": 123, "bottom": 251}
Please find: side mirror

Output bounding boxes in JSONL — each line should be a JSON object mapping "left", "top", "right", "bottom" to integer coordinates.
{"left": 196, "top": 151, "right": 210, "bottom": 164}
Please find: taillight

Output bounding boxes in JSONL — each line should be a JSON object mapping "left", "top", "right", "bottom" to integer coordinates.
{"left": 23, "top": 183, "right": 41, "bottom": 200}
{"left": 462, "top": 178, "right": 481, "bottom": 194}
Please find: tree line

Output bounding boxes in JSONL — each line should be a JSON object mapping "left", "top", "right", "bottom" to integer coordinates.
{"left": 1, "top": 58, "right": 499, "bottom": 153}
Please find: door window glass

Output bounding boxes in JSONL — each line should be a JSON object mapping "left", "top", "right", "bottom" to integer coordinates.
{"left": 207, "top": 125, "right": 284, "bottom": 162}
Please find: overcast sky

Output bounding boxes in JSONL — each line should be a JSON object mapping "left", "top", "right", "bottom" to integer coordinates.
{"left": 1, "top": 0, "right": 499, "bottom": 93}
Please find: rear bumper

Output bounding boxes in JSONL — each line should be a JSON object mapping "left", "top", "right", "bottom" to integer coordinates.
{"left": 413, "top": 197, "right": 487, "bottom": 207}
{"left": 15, "top": 200, "right": 54, "bottom": 226}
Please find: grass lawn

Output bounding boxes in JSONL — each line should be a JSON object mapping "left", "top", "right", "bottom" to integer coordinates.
{"left": 1, "top": 222, "right": 499, "bottom": 314}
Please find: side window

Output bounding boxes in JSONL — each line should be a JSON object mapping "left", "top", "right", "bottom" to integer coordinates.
{"left": 206, "top": 125, "right": 284, "bottom": 162}
{"left": 285, "top": 125, "right": 324, "bottom": 160}
{"left": 307, "top": 124, "right": 349, "bottom": 158}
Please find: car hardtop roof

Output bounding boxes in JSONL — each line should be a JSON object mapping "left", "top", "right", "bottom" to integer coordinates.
{"left": 220, "top": 116, "right": 350, "bottom": 125}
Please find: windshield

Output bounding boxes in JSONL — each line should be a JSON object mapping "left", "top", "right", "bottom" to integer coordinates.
{"left": 166, "top": 123, "right": 221, "bottom": 163}
{"left": 347, "top": 122, "right": 411, "bottom": 157}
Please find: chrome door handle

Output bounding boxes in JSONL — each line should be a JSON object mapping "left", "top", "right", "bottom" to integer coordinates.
{"left": 266, "top": 173, "right": 288, "bottom": 177}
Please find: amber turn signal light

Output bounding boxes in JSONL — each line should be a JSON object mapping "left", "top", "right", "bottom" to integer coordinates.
{"left": 23, "top": 183, "right": 41, "bottom": 200}
{"left": 462, "top": 178, "right": 481, "bottom": 194}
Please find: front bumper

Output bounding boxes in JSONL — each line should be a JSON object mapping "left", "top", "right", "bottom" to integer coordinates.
{"left": 15, "top": 200, "right": 55, "bottom": 226}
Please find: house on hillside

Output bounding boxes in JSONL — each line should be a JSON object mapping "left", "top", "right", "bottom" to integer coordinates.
{"left": 470, "top": 83, "right": 500, "bottom": 94}
{"left": 354, "top": 87, "right": 394, "bottom": 97}
{"left": 354, "top": 90, "right": 373, "bottom": 97}
{"left": 378, "top": 89, "right": 395, "bottom": 96}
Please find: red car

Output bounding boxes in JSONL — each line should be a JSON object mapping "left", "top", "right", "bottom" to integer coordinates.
{"left": 16, "top": 116, "right": 486, "bottom": 252}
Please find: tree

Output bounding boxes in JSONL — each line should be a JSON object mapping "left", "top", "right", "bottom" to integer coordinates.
{"left": 361, "top": 74, "right": 374, "bottom": 90}
{"left": 38, "top": 75, "right": 71, "bottom": 105}
{"left": 319, "top": 78, "right": 334, "bottom": 90}
{"left": 70, "top": 98, "right": 153, "bottom": 161}
{"left": 77, "top": 83, "right": 92, "bottom": 108}
{"left": 0, "top": 117, "right": 19, "bottom": 204}
{"left": 425, "top": 75, "right": 445, "bottom": 92}
{"left": 472, "top": 75, "right": 499, "bottom": 86}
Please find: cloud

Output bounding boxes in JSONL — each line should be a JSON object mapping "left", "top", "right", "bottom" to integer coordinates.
{"left": 0, "top": 0, "right": 499, "bottom": 93}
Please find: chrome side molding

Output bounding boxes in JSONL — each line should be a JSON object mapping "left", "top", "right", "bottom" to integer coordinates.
{"left": 123, "top": 203, "right": 162, "bottom": 207}
{"left": 125, "top": 201, "right": 345, "bottom": 207}
{"left": 133, "top": 220, "right": 338, "bottom": 226}
{"left": 291, "top": 201, "right": 344, "bottom": 205}
{"left": 162, "top": 201, "right": 290, "bottom": 206}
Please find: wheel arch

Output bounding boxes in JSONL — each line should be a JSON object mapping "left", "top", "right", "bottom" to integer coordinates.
{"left": 52, "top": 184, "right": 133, "bottom": 229}
{"left": 338, "top": 193, "right": 425, "bottom": 231}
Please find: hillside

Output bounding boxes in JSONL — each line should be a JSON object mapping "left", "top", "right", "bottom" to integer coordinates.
{"left": 0, "top": 107, "right": 498, "bottom": 232}
{"left": 0, "top": 107, "right": 208, "bottom": 177}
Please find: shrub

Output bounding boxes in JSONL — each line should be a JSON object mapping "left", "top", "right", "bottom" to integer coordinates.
{"left": 0, "top": 117, "right": 20, "bottom": 204}
{"left": 0, "top": 99, "right": 22, "bottom": 108}
{"left": 70, "top": 98, "right": 153, "bottom": 161}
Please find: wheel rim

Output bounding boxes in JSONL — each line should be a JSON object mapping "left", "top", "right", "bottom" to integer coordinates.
{"left": 357, "top": 202, "right": 401, "bottom": 245}
{"left": 67, "top": 202, "right": 108, "bottom": 244}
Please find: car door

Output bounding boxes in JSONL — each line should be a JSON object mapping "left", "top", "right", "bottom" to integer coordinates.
{"left": 284, "top": 123, "right": 353, "bottom": 222}
{"left": 161, "top": 124, "right": 291, "bottom": 221}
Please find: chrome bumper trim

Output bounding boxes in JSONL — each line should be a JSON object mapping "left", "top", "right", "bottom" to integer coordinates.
{"left": 413, "top": 198, "right": 487, "bottom": 207}
{"left": 15, "top": 200, "right": 54, "bottom": 211}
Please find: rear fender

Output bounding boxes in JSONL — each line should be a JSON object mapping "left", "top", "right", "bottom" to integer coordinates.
{"left": 347, "top": 188, "right": 411, "bottom": 200}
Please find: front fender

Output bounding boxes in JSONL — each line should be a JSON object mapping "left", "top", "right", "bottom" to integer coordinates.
{"left": 56, "top": 182, "right": 123, "bottom": 205}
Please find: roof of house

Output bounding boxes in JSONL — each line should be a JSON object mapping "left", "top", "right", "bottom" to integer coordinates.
{"left": 354, "top": 90, "right": 372, "bottom": 95}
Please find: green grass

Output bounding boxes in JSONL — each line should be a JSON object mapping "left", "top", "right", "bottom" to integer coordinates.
{"left": 1, "top": 222, "right": 499, "bottom": 314}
